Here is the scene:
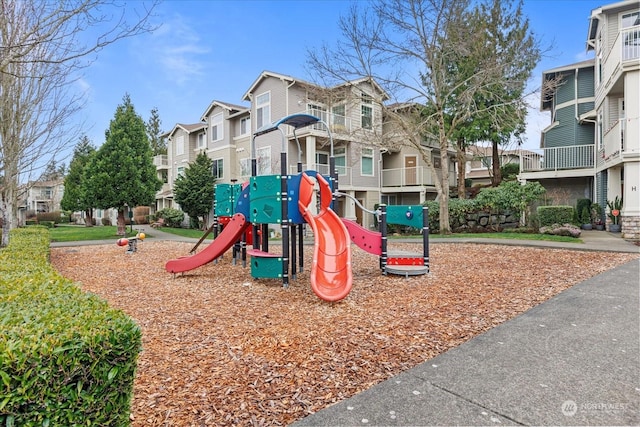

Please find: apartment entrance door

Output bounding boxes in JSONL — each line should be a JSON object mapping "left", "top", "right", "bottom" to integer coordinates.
{"left": 405, "top": 156, "right": 417, "bottom": 185}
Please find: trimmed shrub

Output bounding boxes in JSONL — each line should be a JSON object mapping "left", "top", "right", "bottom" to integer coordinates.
{"left": 155, "top": 207, "right": 185, "bottom": 228}
{"left": 102, "top": 217, "right": 112, "bottom": 226}
{"left": 537, "top": 205, "right": 574, "bottom": 227}
{"left": 539, "top": 223, "right": 581, "bottom": 238}
{"left": 36, "top": 211, "right": 64, "bottom": 224}
{"left": 0, "top": 227, "right": 141, "bottom": 426}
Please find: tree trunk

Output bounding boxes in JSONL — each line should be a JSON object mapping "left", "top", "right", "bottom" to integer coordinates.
{"left": 85, "top": 208, "right": 94, "bottom": 227}
{"left": 439, "top": 151, "right": 452, "bottom": 234}
{"left": 491, "top": 140, "right": 502, "bottom": 186}
{"left": 117, "top": 209, "right": 126, "bottom": 236}
{"left": 456, "top": 140, "right": 467, "bottom": 199}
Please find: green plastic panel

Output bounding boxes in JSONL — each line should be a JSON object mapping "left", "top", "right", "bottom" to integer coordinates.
{"left": 250, "top": 256, "right": 283, "bottom": 279}
{"left": 215, "top": 183, "right": 242, "bottom": 216}
{"left": 250, "top": 175, "right": 284, "bottom": 224}
{"left": 387, "top": 205, "right": 424, "bottom": 228}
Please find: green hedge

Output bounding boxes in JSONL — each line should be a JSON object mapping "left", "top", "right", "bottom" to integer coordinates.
{"left": 0, "top": 227, "right": 141, "bottom": 426}
{"left": 537, "top": 205, "right": 574, "bottom": 227}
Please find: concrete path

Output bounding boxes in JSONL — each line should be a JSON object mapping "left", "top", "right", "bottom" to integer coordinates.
{"left": 292, "top": 258, "right": 639, "bottom": 426}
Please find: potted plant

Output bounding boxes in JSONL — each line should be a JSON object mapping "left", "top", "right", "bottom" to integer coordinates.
{"left": 591, "top": 203, "right": 604, "bottom": 230}
{"left": 580, "top": 207, "right": 592, "bottom": 230}
{"left": 606, "top": 196, "right": 623, "bottom": 232}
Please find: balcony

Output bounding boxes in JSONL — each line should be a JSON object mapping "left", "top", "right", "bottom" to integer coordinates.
{"left": 520, "top": 145, "right": 595, "bottom": 172}
{"left": 289, "top": 164, "right": 353, "bottom": 186}
{"left": 153, "top": 155, "right": 169, "bottom": 169}
{"left": 601, "top": 27, "right": 640, "bottom": 91}
{"left": 306, "top": 107, "right": 353, "bottom": 134}
{"left": 601, "top": 119, "right": 624, "bottom": 164}
{"left": 381, "top": 166, "right": 454, "bottom": 188}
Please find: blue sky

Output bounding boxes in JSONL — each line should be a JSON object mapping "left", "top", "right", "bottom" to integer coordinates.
{"left": 74, "top": 0, "right": 605, "bottom": 159}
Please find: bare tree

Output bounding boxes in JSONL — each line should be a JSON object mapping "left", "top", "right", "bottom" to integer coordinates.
{"left": 307, "top": 0, "right": 542, "bottom": 233}
{"left": 0, "top": 0, "right": 158, "bottom": 247}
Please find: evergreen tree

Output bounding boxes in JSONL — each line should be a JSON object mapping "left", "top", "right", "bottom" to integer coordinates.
{"left": 173, "top": 152, "right": 215, "bottom": 229}
{"left": 38, "top": 160, "right": 67, "bottom": 182}
{"left": 84, "top": 94, "right": 162, "bottom": 235}
{"left": 147, "top": 107, "right": 167, "bottom": 156}
{"left": 60, "top": 136, "right": 96, "bottom": 226}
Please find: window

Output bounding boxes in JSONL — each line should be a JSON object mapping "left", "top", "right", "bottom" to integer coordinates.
{"left": 433, "top": 156, "right": 442, "bottom": 169}
{"left": 176, "top": 135, "right": 185, "bottom": 156}
{"left": 197, "top": 132, "right": 206, "bottom": 149}
{"left": 239, "top": 158, "right": 251, "bottom": 177}
{"left": 361, "top": 147, "right": 374, "bottom": 176}
{"left": 622, "top": 11, "right": 640, "bottom": 61}
{"left": 332, "top": 105, "right": 346, "bottom": 127}
{"left": 316, "top": 152, "right": 329, "bottom": 175}
{"left": 212, "top": 158, "right": 224, "bottom": 179}
{"left": 622, "top": 11, "right": 639, "bottom": 28}
{"left": 256, "top": 92, "right": 270, "bottom": 129}
{"left": 240, "top": 117, "right": 250, "bottom": 136}
{"left": 381, "top": 194, "right": 397, "bottom": 206}
{"left": 177, "top": 166, "right": 185, "bottom": 177}
{"left": 361, "top": 105, "right": 373, "bottom": 129}
{"left": 335, "top": 147, "right": 346, "bottom": 176}
{"left": 257, "top": 146, "right": 271, "bottom": 175}
{"left": 481, "top": 156, "right": 492, "bottom": 169}
{"left": 211, "top": 113, "right": 223, "bottom": 142}
{"left": 598, "top": 111, "right": 603, "bottom": 150}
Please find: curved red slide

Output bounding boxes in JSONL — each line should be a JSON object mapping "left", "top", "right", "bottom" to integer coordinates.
{"left": 165, "top": 213, "right": 249, "bottom": 274}
{"left": 341, "top": 218, "right": 382, "bottom": 256}
{"left": 298, "top": 173, "right": 352, "bottom": 302}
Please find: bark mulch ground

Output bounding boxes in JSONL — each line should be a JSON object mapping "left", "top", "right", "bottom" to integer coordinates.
{"left": 50, "top": 241, "right": 639, "bottom": 426}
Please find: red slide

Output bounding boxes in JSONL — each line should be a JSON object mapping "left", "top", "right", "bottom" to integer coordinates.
{"left": 298, "top": 173, "right": 352, "bottom": 302}
{"left": 165, "top": 213, "right": 249, "bottom": 274}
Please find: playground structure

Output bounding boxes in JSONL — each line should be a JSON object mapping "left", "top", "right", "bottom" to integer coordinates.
{"left": 116, "top": 232, "right": 146, "bottom": 253}
{"left": 165, "top": 113, "right": 429, "bottom": 302}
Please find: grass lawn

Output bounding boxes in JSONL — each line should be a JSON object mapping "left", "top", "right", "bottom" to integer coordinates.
{"left": 46, "top": 223, "right": 582, "bottom": 244}
{"left": 426, "top": 232, "right": 582, "bottom": 243}
{"left": 48, "top": 225, "right": 139, "bottom": 242}
{"left": 158, "top": 226, "right": 583, "bottom": 244}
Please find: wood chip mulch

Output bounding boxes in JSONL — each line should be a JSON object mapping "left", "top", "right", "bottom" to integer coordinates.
{"left": 50, "top": 241, "right": 639, "bottom": 426}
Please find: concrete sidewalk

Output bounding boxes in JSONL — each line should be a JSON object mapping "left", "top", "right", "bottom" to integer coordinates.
{"left": 293, "top": 258, "right": 640, "bottom": 426}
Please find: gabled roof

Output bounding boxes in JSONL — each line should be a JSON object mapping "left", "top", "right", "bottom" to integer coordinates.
{"left": 587, "top": 0, "right": 639, "bottom": 50}
{"left": 242, "top": 70, "right": 389, "bottom": 102}
{"left": 200, "top": 100, "right": 249, "bottom": 122}
{"left": 162, "top": 123, "right": 207, "bottom": 138}
{"left": 242, "top": 71, "right": 297, "bottom": 101}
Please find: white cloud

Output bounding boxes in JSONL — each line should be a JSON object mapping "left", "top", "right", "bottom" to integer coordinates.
{"left": 141, "top": 13, "right": 211, "bottom": 86}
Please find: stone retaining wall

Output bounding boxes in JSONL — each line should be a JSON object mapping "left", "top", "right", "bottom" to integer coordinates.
{"left": 451, "top": 211, "right": 521, "bottom": 233}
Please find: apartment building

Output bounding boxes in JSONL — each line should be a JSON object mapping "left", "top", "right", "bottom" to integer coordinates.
{"left": 465, "top": 145, "right": 530, "bottom": 187}
{"left": 520, "top": 0, "right": 639, "bottom": 238}
{"left": 17, "top": 179, "right": 65, "bottom": 224}
{"left": 156, "top": 70, "right": 457, "bottom": 229}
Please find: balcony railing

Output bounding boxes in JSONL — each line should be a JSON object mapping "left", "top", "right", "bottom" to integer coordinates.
{"left": 153, "top": 155, "right": 169, "bottom": 168}
{"left": 289, "top": 163, "right": 353, "bottom": 185}
{"left": 520, "top": 145, "right": 595, "bottom": 172}
{"left": 602, "top": 119, "right": 624, "bottom": 162}
{"left": 306, "top": 107, "right": 353, "bottom": 133}
{"left": 602, "top": 27, "right": 640, "bottom": 88}
{"left": 381, "top": 166, "right": 454, "bottom": 187}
